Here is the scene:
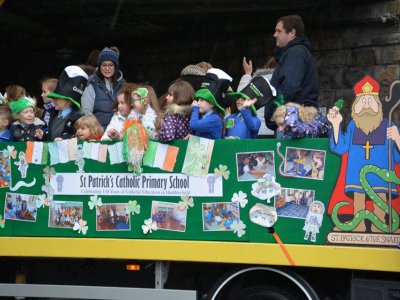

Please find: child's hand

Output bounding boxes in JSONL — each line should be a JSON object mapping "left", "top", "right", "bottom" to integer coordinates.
{"left": 242, "top": 98, "right": 257, "bottom": 109}
{"left": 192, "top": 100, "right": 199, "bottom": 107}
{"left": 242, "top": 57, "right": 253, "bottom": 75}
{"left": 54, "top": 137, "right": 62, "bottom": 142}
{"left": 35, "top": 129, "right": 43, "bottom": 140}
{"left": 108, "top": 129, "right": 119, "bottom": 140}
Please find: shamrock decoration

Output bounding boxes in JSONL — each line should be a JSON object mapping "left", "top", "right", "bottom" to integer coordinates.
{"left": 4, "top": 145, "right": 17, "bottom": 159}
{"left": 214, "top": 164, "right": 230, "bottom": 180}
{"left": 179, "top": 195, "right": 194, "bottom": 210}
{"left": 232, "top": 220, "right": 246, "bottom": 238}
{"left": 88, "top": 195, "right": 102, "bottom": 210}
{"left": 35, "top": 194, "right": 50, "bottom": 208}
{"left": 142, "top": 218, "right": 157, "bottom": 235}
{"left": 126, "top": 200, "right": 141, "bottom": 215}
{"left": 231, "top": 191, "right": 248, "bottom": 208}
{"left": 73, "top": 219, "right": 88, "bottom": 235}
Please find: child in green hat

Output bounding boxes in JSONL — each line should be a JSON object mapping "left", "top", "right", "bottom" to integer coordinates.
{"left": 189, "top": 68, "right": 232, "bottom": 139}
{"left": 9, "top": 97, "right": 45, "bottom": 141}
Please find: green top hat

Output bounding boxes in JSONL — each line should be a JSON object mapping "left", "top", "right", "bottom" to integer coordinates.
{"left": 48, "top": 66, "right": 88, "bottom": 109}
{"left": 194, "top": 68, "right": 233, "bottom": 116}
{"left": 228, "top": 75, "right": 276, "bottom": 114}
{"left": 194, "top": 88, "right": 226, "bottom": 116}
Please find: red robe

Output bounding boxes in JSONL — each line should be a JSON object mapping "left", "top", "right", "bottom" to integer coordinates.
{"left": 328, "top": 152, "right": 400, "bottom": 215}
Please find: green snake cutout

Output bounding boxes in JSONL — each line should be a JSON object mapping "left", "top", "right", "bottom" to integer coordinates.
{"left": 332, "top": 164, "right": 400, "bottom": 232}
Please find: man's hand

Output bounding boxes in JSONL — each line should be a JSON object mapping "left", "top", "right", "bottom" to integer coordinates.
{"left": 242, "top": 57, "right": 253, "bottom": 75}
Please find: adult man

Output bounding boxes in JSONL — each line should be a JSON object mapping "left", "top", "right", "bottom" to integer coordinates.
{"left": 327, "top": 75, "right": 400, "bottom": 232}
{"left": 265, "top": 15, "right": 319, "bottom": 132}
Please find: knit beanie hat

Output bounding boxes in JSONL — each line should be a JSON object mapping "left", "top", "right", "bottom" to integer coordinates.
{"left": 9, "top": 97, "right": 35, "bottom": 115}
{"left": 48, "top": 65, "right": 88, "bottom": 109}
{"left": 97, "top": 47, "right": 119, "bottom": 67}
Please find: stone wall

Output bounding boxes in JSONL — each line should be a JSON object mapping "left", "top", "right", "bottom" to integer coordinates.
{"left": 310, "top": 0, "right": 400, "bottom": 114}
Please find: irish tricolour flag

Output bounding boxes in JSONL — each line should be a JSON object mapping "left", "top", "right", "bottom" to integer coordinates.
{"left": 25, "top": 141, "right": 48, "bottom": 164}
{"left": 143, "top": 141, "right": 179, "bottom": 172}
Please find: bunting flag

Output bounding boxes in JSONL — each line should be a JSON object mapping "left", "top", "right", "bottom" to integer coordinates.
{"left": 48, "top": 138, "right": 78, "bottom": 165}
{"left": 181, "top": 135, "right": 214, "bottom": 178}
{"left": 25, "top": 141, "right": 48, "bottom": 164}
{"left": 83, "top": 142, "right": 107, "bottom": 163}
{"left": 107, "top": 142, "right": 126, "bottom": 165}
{"left": 143, "top": 141, "right": 179, "bottom": 172}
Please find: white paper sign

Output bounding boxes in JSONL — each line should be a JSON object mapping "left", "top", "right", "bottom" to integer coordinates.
{"left": 50, "top": 173, "right": 223, "bottom": 197}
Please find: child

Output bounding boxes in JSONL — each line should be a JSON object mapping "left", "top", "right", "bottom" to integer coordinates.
{"left": 45, "top": 66, "right": 88, "bottom": 141}
{"left": 238, "top": 56, "right": 277, "bottom": 137}
{"left": 102, "top": 82, "right": 138, "bottom": 141}
{"left": 224, "top": 95, "right": 260, "bottom": 139}
{"left": 75, "top": 115, "right": 104, "bottom": 141}
{"left": 131, "top": 86, "right": 161, "bottom": 140}
{"left": 9, "top": 97, "right": 45, "bottom": 141}
{"left": 0, "top": 106, "right": 13, "bottom": 142}
{"left": 271, "top": 102, "right": 330, "bottom": 139}
{"left": 4, "top": 85, "right": 26, "bottom": 103}
{"left": 158, "top": 80, "right": 194, "bottom": 142}
{"left": 189, "top": 68, "right": 232, "bottom": 140}
{"left": 40, "top": 78, "right": 58, "bottom": 127}
{"left": 190, "top": 90, "right": 224, "bottom": 139}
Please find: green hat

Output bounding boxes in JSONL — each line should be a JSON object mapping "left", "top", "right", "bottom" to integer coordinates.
{"left": 47, "top": 66, "right": 88, "bottom": 109}
{"left": 227, "top": 92, "right": 257, "bottom": 115}
{"left": 194, "top": 88, "right": 226, "bottom": 116}
{"left": 228, "top": 75, "right": 276, "bottom": 114}
{"left": 9, "top": 97, "right": 35, "bottom": 115}
{"left": 131, "top": 87, "right": 148, "bottom": 104}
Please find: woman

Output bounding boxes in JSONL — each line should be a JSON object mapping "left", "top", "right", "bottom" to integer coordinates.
{"left": 81, "top": 47, "right": 126, "bottom": 129}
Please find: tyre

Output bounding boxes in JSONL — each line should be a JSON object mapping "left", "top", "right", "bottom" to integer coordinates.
{"left": 232, "top": 284, "right": 298, "bottom": 300}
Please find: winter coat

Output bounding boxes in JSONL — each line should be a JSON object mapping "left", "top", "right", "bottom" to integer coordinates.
{"left": 81, "top": 70, "right": 125, "bottom": 129}
{"left": 0, "top": 130, "right": 13, "bottom": 142}
{"left": 263, "top": 37, "right": 318, "bottom": 133}
{"left": 225, "top": 108, "right": 261, "bottom": 139}
{"left": 137, "top": 106, "right": 158, "bottom": 140}
{"left": 101, "top": 110, "right": 138, "bottom": 141}
{"left": 271, "top": 37, "right": 319, "bottom": 107}
{"left": 282, "top": 105, "right": 330, "bottom": 139}
{"left": 45, "top": 108, "right": 82, "bottom": 141}
{"left": 190, "top": 107, "right": 223, "bottom": 140}
{"left": 159, "top": 104, "right": 191, "bottom": 142}
{"left": 10, "top": 118, "right": 45, "bottom": 142}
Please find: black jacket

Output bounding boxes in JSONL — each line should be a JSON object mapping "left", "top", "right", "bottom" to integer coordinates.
{"left": 264, "top": 37, "right": 319, "bottom": 132}
{"left": 45, "top": 108, "right": 82, "bottom": 141}
{"left": 271, "top": 37, "right": 319, "bottom": 107}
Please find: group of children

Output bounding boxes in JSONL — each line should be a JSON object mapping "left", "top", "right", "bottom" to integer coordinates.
{"left": 0, "top": 48, "right": 331, "bottom": 144}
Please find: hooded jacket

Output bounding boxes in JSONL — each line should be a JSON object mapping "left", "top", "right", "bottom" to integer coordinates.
{"left": 271, "top": 37, "right": 319, "bottom": 107}
{"left": 159, "top": 104, "right": 191, "bottom": 142}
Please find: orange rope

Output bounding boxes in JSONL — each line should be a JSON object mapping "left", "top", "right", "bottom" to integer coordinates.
{"left": 272, "top": 231, "right": 296, "bottom": 266}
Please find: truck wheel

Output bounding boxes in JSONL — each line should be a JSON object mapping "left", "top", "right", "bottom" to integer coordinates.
{"left": 233, "top": 284, "right": 297, "bottom": 300}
